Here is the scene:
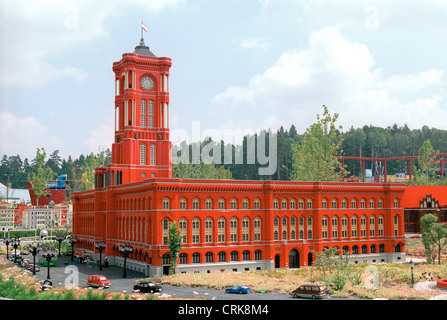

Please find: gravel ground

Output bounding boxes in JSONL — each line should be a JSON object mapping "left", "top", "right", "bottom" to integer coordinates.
{"left": 413, "top": 281, "right": 447, "bottom": 300}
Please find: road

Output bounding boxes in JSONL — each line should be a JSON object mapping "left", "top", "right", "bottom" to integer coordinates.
{"left": 3, "top": 253, "right": 343, "bottom": 301}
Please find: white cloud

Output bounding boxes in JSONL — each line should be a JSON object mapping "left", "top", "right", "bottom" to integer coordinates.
{"left": 0, "top": 0, "right": 184, "bottom": 86}
{"left": 0, "top": 111, "right": 64, "bottom": 159}
{"left": 235, "top": 36, "right": 271, "bottom": 50}
{"left": 83, "top": 121, "right": 114, "bottom": 154}
{"left": 213, "top": 27, "right": 447, "bottom": 132}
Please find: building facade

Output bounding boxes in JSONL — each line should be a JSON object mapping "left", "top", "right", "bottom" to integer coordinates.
{"left": 72, "top": 37, "right": 407, "bottom": 277}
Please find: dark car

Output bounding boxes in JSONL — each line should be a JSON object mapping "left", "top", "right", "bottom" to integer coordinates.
{"left": 133, "top": 282, "right": 163, "bottom": 293}
{"left": 290, "top": 284, "right": 327, "bottom": 299}
{"left": 225, "top": 285, "right": 251, "bottom": 294}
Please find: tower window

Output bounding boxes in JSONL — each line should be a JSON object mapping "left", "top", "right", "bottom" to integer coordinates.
{"left": 140, "top": 144, "right": 146, "bottom": 165}
{"left": 148, "top": 100, "right": 153, "bottom": 128}
{"left": 150, "top": 145, "right": 156, "bottom": 165}
{"left": 140, "top": 100, "right": 146, "bottom": 127}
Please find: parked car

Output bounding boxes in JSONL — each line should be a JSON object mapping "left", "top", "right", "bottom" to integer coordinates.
{"left": 225, "top": 285, "right": 251, "bottom": 294}
{"left": 290, "top": 284, "right": 327, "bottom": 299}
{"left": 87, "top": 275, "right": 111, "bottom": 288}
{"left": 133, "top": 282, "right": 163, "bottom": 293}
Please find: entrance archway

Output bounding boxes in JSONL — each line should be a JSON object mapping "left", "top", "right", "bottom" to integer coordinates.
{"left": 274, "top": 254, "right": 280, "bottom": 268}
{"left": 307, "top": 252, "right": 313, "bottom": 266}
{"left": 289, "top": 249, "right": 300, "bottom": 268}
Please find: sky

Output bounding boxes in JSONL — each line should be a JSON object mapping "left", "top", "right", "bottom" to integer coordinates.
{"left": 1, "top": 0, "right": 447, "bottom": 162}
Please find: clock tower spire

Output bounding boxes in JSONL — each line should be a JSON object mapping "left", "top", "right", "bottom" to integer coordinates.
{"left": 101, "top": 33, "right": 172, "bottom": 186}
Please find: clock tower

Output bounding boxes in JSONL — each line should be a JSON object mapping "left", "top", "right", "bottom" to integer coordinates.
{"left": 105, "top": 36, "right": 172, "bottom": 185}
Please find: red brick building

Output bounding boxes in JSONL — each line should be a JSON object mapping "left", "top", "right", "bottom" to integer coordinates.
{"left": 72, "top": 37, "right": 408, "bottom": 276}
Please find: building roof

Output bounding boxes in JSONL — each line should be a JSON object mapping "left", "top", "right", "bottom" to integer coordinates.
{"left": 134, "top": 38, "right": 156, "bottom": 57}
{"left": 0, "top": 183, "right": 30, "bottom": 203}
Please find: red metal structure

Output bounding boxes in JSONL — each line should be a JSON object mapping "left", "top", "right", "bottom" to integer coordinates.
{"left": 341, "top": 154, "right": 447, "bottom": 183}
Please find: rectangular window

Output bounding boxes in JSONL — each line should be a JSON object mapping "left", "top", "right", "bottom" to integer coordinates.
{"left": 140, "top": 100, "right": 146, "bottom": 127}
{"left": 148, "top": 100, "right": 153, "bottom": 127}
{"left": 150, "top": 145, "right": 156, "bottom": 165}
{"left": 140, "top": 144, "right": 146, "bottom": 165}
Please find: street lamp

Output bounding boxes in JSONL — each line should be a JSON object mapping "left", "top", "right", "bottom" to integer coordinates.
{"left": 31, "top": 243, "right": 40, "bottom": 276}
{"left": 12, "top": 238, "right": 20, "bottom": 263}
{"left": 409, "top": 259, "right": 415, "bottom": 284}
{"left": 42, "top": 249, "right": 56, "bottom": 280}
{"left": 95, "top": 241, "right": 106, "bottom": 271}
{"left": 118, "top": 244, "right": 133, "bottom": 278}
{"left": 3, "top": 237, "right": 11, "bottom": 260}
{"left": 67, "top": 235, "right": 77, "bottom": 262}
{"left": 56, "top": 235, "right": 65, "bottom": 257}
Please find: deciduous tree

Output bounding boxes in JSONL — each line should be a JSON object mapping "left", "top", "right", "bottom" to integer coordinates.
{"left": 291, "top": 105, "right": 347, "bottom": 181}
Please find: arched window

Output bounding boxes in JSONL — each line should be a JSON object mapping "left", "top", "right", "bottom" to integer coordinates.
{"left": 331, "top": 216, "right": 338, "bottom": 238}
{"left": 150, "top": 144, "right": 156, "bottom": 165}
{"left": 192, "top": 198, "right": 199, "bottom": 210}
{"left": 342, "top": 216, "right": 348, "bottom": 238}
{"left": 306, "top": 199, "right": 312, "bottom": 209}
{"left": 140, "top": 99, "right": 146, "bottom": 127}
{"left": 281, "top": 198, "right": 287, "bottom": 209}
{"left": 230, "top": 198, "right": 237, "bottom": 210}
{"left": 369, "top": 216, "right": 375, "bottom": 236}
{"left": 217, "top": 218, "right": 225, "bottom": 242}
{"left": 230, "top": 218, "right": 238, "bottom": 242}
{"left": 290, "top": 199, "right": 296, "bottom": 209}
{"left": 378, "top": 215, "right": 384, "bottom": 236}
{"left": 205, "top": 218, "right": 212, "bottom": 243}
{"left": 179, "top": 253, "right": 187, "bottom": 264}
{"left": 179, "top": 218, "right": 187, "bottom": 243}
{"left": 162, "top": 218, "right": 170, "bottom": 245}
{"left": 254, "top": 217, "right": 261, "bottom": 241}
{"left": 242, "top": 218, "right": 249, "bottom": 241}
{"left": 205, "top": 252, "right": 213, "bottom": 262}
{"left": 231, "top": 251, "right": 238, "bottom": 261}
{"left": 255, "top": 250, "right": 262, "bottom": 260}
{"left": 394, "top": 215, "right": 399, "bottom": 236}
{"left": 360, "top": 215, "right": 367, "bottom": 237}
{"left": 331, "top": 198, "right": 337, "bottom": 208}
{"left": 342, "top": 198, "right": 347, "bottom": 208}
{"left": 322, "top": 198, "right": 327, "bottom": 209}
{"left": 254, "top": 198, "right": 260, "bottom": 209}
{"left": 360, "top": 198, "right": 366, "bottom": 209}
{"left": 140, "top": 144, "right": 146, "bottom": 165}
{"left": 351, "top": 216, "right": 357, "bottom": 237}
{"left": 273, "top": 198, "right": 279, "bottom": 209}
{"left": 242, "top": 198, "right": 249, "bottom": 209}
{"left": 218, "top": 251, "right": 226, "bottom": 262}
{"left": 179, "top": 198, "right": 186, "bottom": 210}
{"left": 192, "top": 218, "right": 200, "bottom": 243}
{"left": 307, "top": 217, "right": 313, "bottom": 239}
{"left": 148, "top": 100, "right": 154, "bottom": 128}
{"left": 298, "top": 199, "right": 304, "bottom": 209}
{"left": 243, "top": 250, "right": 250, "bottom": 261}
{"left": 322, "top": 216, "right": 328, "bottom": 238}
{"left": 192, "top": 252, "right": 200, "bottom": 263}
{"left": 206, "top": 198, "right": 212, "bottom": 209}
{"left": 218, "top": 198, "right": 225, "bottom": 210}
{"left": 162, "top": 198, "right": 170, "bottom": 210}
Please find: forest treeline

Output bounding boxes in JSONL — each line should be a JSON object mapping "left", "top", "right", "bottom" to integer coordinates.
{"left": 1, "top": 123, "right": 447, "bottom": 193}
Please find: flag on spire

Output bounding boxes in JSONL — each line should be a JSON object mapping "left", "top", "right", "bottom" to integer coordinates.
{"left": 142, "top": 22, "right": 148, "bottom": 32}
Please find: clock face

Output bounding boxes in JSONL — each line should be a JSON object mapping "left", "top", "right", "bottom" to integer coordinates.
{"left": 140, "top": 76, "right": 154, "bottom": 90}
